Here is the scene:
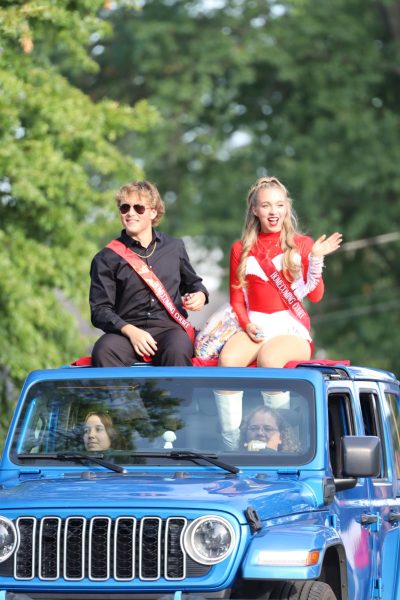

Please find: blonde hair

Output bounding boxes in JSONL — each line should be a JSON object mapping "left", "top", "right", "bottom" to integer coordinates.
{"left": 237, "top": 176, "right": 301, "bottom": 287}
{"left": 115, "top": 180, "right": 166, "bottom": 226}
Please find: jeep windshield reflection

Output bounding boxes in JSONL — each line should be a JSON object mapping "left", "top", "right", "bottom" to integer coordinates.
{"left": 11, "top": 377, "right": 315, "bottom": 467}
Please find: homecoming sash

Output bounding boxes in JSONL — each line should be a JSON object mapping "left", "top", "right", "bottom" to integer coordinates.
{"left": 268, "top": 269, "right": 310, "bottom": 330}
{"left": 107, "top": 239, "right": 195, "bottom": 343}
{"left": 252, "top": 257, "right": 310, "bottom": 331}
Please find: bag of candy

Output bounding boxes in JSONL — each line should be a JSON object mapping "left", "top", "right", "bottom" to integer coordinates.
{"left": 194, "top": 303, "right": 241, "bottom": 360}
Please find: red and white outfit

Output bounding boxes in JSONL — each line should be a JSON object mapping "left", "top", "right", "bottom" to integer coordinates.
{"left": 230, "top": 231, "right": 324, "bottom": 348}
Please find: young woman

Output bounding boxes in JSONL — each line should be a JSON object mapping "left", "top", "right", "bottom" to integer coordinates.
{"left": 83, "top": 412, "right": 115, "bottom": 452}
{"left": 214, "top": 176, "right": 341, "bottom": 450}
{"left": 219, "top": 176, "right": 342, "bottom": 368}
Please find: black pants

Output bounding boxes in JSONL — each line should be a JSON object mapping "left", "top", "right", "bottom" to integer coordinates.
{"left": 91, "top": 325, "right": 194, "bottom": 367}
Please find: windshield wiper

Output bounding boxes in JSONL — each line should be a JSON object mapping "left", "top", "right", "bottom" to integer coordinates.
{"left": 18, "top": 451, "right": 239, "bottom": 475}
{"left": 129, "top": 451, "right": 239, "bottom": 474}
{"left": 17, "top": 452, "right": 127, "bottom": 474}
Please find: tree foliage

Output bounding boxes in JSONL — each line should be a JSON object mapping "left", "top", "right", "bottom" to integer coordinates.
{"left": 1, "top": 0, "right": 400, "bottom": 446}
{"left": 85, "top": 0, "right": 400, "bottom": 372}
{"left": 0, "top": 0, "right": 159, "bottom": 437}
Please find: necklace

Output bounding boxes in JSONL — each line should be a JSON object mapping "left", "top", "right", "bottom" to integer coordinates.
{"left": 133, "top": 240, "right": 157, "bottom": 259}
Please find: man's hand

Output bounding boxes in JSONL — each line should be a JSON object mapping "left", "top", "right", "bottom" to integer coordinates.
{"left": 183, "top": 291, "right": 206, "bottom": 312}
{"left": 311, "top": 232, "right": 342, "bottom": 258}
{"left": 121, "top": 324, "right": 158, "bottom": 358}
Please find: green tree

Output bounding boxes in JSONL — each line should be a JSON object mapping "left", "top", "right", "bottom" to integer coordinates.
{"left": 0, "top": 0, "right": 159, "bottom": 440}
{"left": 263, "top": 0, "right": 400, "bottom": 370}
{"left": 86, "top": 0, "right": 400, "bottom": 372}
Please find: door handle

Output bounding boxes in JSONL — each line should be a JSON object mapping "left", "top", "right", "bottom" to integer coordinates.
{"left": 361, "top": 513, "right": 378, "bottom": 525}
{"left": 388, "top": 511, "right": 400, "bottom": 523}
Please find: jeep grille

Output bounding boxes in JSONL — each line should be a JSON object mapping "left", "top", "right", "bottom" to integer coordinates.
{"left": 14, "top": 516, "right": 207, "bottom": 581}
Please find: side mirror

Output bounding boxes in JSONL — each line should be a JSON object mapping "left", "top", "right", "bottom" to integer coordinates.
{"left": 334, "top": 436, "right": 381, "bottom": 492}
{"left": 342, "top": 435, "right": 381, "bottom": 478}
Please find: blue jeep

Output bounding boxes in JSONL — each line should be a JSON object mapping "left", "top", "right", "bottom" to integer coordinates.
{"left": 0, "top": 363, "right": 399, "bottom": 599}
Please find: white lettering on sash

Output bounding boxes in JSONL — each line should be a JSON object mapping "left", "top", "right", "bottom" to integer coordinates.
{"left": 108, "top": 240, "right": 194, "bottom": 340}
{"left": 270, "top": 271, "right": 307, "bottom": 320}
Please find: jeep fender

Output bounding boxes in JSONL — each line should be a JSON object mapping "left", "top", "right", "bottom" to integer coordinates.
{"left": 241, "top": 523, "right": 344, "bottom": 581}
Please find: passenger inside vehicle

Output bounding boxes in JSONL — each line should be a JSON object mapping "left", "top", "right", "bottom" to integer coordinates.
{"left": 241, "top": 405, "right": 300, "bottom": 452}
{"left": 82, "top": 412, "right": 115, "bottom": 452}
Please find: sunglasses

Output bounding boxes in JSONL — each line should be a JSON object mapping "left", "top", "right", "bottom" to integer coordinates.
{"left": 119, "top": 203, "right": 148, "bottom": 215}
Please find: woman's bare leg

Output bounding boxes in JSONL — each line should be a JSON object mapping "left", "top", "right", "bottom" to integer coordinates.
{"left": 219, "top": 331, "right": 260, "bottom": 367}
{"left": 256, "top": 335, "right": 311, "bottom": 368}
{"left": 216, "top": 334, "right": 310, "bottom": 445}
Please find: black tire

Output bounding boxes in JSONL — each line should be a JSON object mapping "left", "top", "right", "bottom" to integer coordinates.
{"left": 257, "top": 580, "right": 337, "bottom": 600}
{"left": 231, "top": 579, "right": 337, "bottom": 600}
{"left": 303, "top": 582, "right": 337, "bottom": 600}
{"left": 269, "top": 580, "right": 312, "bottom": 599}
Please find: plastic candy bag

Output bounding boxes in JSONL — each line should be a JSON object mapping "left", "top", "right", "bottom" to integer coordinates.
{"left": 194, "top": 303, "right": 241, "bottom": 360}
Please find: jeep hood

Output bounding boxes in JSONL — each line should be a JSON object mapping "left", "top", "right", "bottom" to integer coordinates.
{"left": 0, "top": 473, "right": 318, "bottom": 522}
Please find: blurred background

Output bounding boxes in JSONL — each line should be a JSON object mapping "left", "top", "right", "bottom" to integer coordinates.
{"left": 1, "top": 0, "right": 399, "bottom": 441}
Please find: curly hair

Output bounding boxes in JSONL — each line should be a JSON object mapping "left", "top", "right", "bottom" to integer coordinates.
{"left": 241, "top": 405, "right": 300, "bottom": 453}
{"left": 237, "top": 176, "right": 302, "bottom": 288}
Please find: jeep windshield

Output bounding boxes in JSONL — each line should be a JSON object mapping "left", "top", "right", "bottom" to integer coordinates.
{"left": 10, "top": 376, "right": 316, "bottom": 467}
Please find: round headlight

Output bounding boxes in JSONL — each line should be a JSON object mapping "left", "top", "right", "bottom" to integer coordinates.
{"left": 0, "top": 517, "right": 17, "bottom": 563}
{"left": 184, "top": 516, "right": 235, "bottom": 565}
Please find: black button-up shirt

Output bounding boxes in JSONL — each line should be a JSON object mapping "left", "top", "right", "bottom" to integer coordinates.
{"left": 90, "top": 230, "right": 209, "bottom": 333}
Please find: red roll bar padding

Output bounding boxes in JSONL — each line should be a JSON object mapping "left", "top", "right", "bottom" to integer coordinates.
{"left": 70, "top": 356, "right": 349, "bottom": 368}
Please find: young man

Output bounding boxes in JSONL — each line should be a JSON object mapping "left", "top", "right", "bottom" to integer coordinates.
{"left": 90, "top": 181, "right": 208, "bottom": 367}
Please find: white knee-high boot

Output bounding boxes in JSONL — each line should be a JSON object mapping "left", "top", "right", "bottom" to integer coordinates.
{"left": 214, "top": 391, "right": 243, "bottom": 450}
{"left": 261, "top": 390, "right": 290, "bottom": 409}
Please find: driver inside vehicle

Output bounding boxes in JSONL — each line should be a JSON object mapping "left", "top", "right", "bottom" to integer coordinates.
{"left": 242, "top": 405, "right": 299, "bottom": 452}
{"left": 82, "top": 411, "right": 115, "bottom": 452}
